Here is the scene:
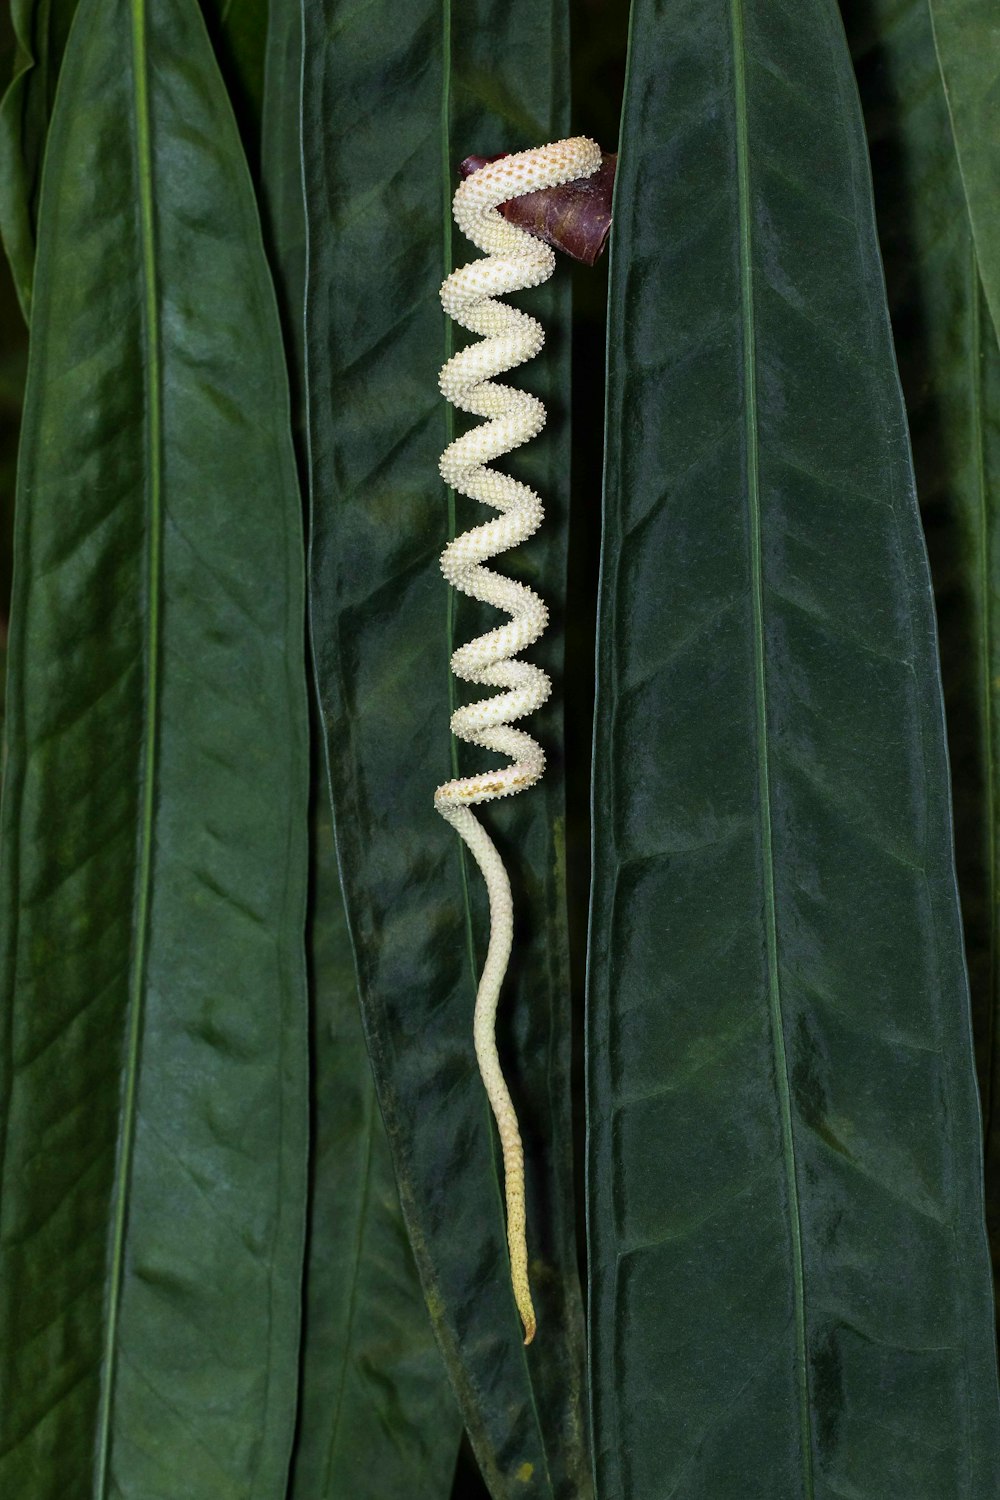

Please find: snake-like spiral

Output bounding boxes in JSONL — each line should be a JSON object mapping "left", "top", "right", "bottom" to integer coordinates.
{"left": 435, "top": 138, "right": 602, "bottom": 1344}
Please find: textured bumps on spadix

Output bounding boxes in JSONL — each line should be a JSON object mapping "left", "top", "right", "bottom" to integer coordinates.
{"left": 433, "top": 138, "right": 601, "bottom": 1346}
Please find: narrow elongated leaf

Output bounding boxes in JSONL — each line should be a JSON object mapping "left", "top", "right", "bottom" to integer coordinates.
{"left": 0, "top": 0, "right": 79, "bottom": 317}
{"left": 928, "top": 0, "right": 1000, "bottom": 340}
{"left": 0, "top": 0, "right": 310, "bottom": 1492}
{"left": 260, "top": 10, "right": 462, "bottom": 1489}
{"left": 979, "top": 302, "right": 1000, "bottom": 1292}
{"left": 844, "top": 0, "right": 1000, "bottom": 1323}
{"left": 587, "top": 0, "right": 1000, "bottom": 1494}
{"left": 289, "top": 795, "right": 461, "bottom": 1499}
{"left": 0, "top": 0, "right": 262, "bottom": 317}
{"left": 301, "top": 1, "right": 590, "bottom": 1494}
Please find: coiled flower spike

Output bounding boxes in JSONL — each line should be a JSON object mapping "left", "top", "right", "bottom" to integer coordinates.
{"left": 435, "top": 138, "right": 602, "bottom": 1344}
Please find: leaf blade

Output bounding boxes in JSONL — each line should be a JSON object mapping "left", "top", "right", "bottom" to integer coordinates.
{"left": 288, "top": 797, "right": 462, "bottom": 1500}
{"left": 0, "top": 0, "right": 310, "bottom": 1491}
{"left": 300, "top": 1, "right": 589, "bottom": 1494}
{"left": 730, "top": 4, "right": 813, "bottom": 1477}
{"left": 587, "top": 0, "right": 1000, "bottom": 1494}
{"left": 844, "top": 0, "right": 1000, "bottom": 1334}
{"left": 259, "top": 7, "right": 464, "bottom": 1488}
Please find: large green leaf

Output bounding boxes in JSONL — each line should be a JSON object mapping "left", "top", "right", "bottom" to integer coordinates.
{"left": 0, "top": 0, "right": 309, "bottom": 1491}
{"left": 260, "top": 8, "right": 462, "bottom": 1489}
{"left": 300, "top": 2, "right": 589, "bottom": 1495}
{"left": 288, "top": 793, "right": 461, "bottom": 1499}
{"left": 844, "top": 0, "right": 1000, "bottom": 1327}
{"left": 0, "top": 0, "right": 79, "bottom": 318}
{"left": 587, "top": 0, "right": 1000, "bottom": 1494}
{"left": 928, "top": 0, "right": 1000, "bottom": 341}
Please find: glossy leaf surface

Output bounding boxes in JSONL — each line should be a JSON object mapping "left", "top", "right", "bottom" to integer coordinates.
{"left": 289, "top": 796, "right": 461, "bottom": 1500}
{"left": 0, "top": 0, "right": 310, "bottom": 1492}
{"left": 300, "top": 1, "right": 589, "bottom": 1494}
{"left": 261, "top": 12, "right": 462, "bottom": 1488}
{"left": 587, "top": 0, "right": 1000, "bottom": 1494}
{"left": 928, "top": 0, "right": 1000, "bottom": 340}
{"left": 845, "top": 0, "right": 1000, "bottom": 1324}
{"left": 0, "top": 0, "right": 263, "bottom": 322}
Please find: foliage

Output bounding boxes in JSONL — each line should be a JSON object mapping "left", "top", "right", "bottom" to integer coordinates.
{"left": 0, "top": 1, "right": 998, "bottom": 1496}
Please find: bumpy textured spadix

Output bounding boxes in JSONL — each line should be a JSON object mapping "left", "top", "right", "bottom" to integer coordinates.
{"left": 435, "top": 138, "right": 601, "bottom": 1344}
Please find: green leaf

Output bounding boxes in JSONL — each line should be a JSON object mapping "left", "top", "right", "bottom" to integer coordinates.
{"left": 0, "top": 0, "right": 80, "bottom": 318}
{"left": 928, "top": 0, "right": 1000, "bottom": 341}
{"left": 288, "top": 793, "right": 462, "bottom": 1499}
{"left": 0, "top": 0, "right": 274, "bottom": 201}
{"left": 978, "top": 299, "right": 1000, "bottom": 1303}
{"left": 0, "top": 0, "right": 310, "bottom": 1491}
{"left": 844, "top": 0, "right": 1000, "bottom": 1330}
{"left": 587, "top": 0, "right": 1000, "bottom": 1494}
{"left": 300, "top": 1, "right": 590, "bottom": 1495}
{"left": 261, "top": 14, "right": 462, "bottom": 1484}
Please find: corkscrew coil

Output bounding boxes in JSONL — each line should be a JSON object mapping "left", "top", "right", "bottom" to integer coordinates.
{"left": 435, "top": 138, "right": 601, "bottom": 1343}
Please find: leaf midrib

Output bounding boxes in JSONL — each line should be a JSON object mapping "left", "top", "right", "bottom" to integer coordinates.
{"left": 729, "top": 2, "right": 814, "bottom": 1492}
{"left": 94, "top": 0, "right": 162, "bottom": 1488}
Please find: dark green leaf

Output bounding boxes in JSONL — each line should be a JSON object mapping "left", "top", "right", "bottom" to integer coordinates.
{"left": 979, "top": 298, "right": 1000, "bottom": 1304}
{"left": 0, "top": 0, "right": 310, "bottom": 1492}
{"left": 289, "top": 794, "right": 461, "bottom": 1499}
{"left": 261, "top": 14, "right": 462, "bottom": 1486}
{"left": 0, "top": 0, "right": 80, "bottom": 318}
{"left": 300, "top": 1, "right": 590, "bottom": 1494}
{"left": 844, "top": 0, "right": 1000, "bottom": 1331}
{"left": 0, "top": 16, "right": 25, "bottom": 775}
{"left": 587, "top": 0, "right": 1000, "bottom": 1494}
{"left": 928, "top": 0, "right": 1000, "bottom": 341}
